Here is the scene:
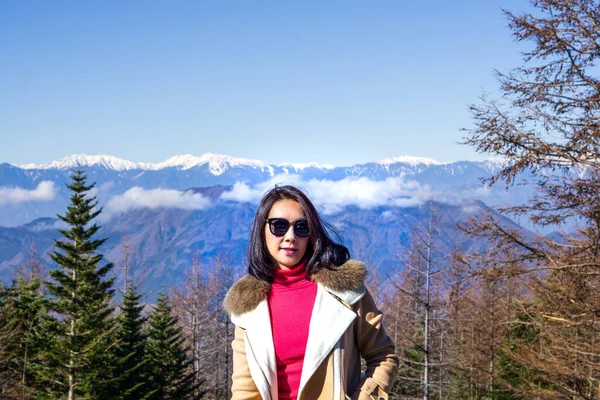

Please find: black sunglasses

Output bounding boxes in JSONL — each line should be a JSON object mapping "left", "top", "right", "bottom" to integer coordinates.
{"left": 266, "top": 218, "right": 310, "bottom": 238}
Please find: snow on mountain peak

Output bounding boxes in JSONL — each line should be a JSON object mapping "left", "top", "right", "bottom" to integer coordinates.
{"left": 18, "top": 153, "right": 500, "bottom": 175}
{"left": 378, "top": 155, "right": 443, "bottom": 167}
{"left": 482, "top": 157, "right": 511, "bottom": 172}
{"left": 19, "top": 153, "right": 274, "bottom": 175}
{"left": 153, "top": 153, "right": 272, "bottom": 175}
{"left": 20, "top": 154, "right": 140, "bottom": 171}
{"left": 277, "top": 162, "right": 336, "bottom": 171}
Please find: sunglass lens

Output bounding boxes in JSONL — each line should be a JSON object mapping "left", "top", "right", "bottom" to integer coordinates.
{"left": 270, "top": 219, "right": 290, "bottom": 236}
{"left": 293, "top": 220, "right": 310, "bottom": 237}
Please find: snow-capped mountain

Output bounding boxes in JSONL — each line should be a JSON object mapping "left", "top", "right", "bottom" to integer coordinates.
{"left": 378, "top": 155, "right": 443, "bottom": 168}
{"left": 20, "top": 154, "right": 145, "bottom": 171}
{"left": 0, "top": 152, "right": 532, "bottom": 228}
{"left": 17, "top": 152, "right": 340, "bottom": 175}
{"left": 17, "top": 152, "right": 457, "bottom": 174}
{"left": 151, "top": 153, "right": 272, "bottom": 175}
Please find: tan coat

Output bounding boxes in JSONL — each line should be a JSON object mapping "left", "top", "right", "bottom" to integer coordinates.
{"left": 224, "top": 260, "right": 399, "bottom": 400}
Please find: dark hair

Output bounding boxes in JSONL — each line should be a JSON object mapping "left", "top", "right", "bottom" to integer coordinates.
{"left": 247, "top": 185, "right": 350, "bottom": 282}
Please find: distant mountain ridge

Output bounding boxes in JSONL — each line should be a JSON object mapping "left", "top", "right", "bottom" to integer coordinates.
{"left": 18, "top": 153, "right": 339, "bottom": 173}
{"left": 16, "top": 152, "right": 500, "bottom": 173}
{"left": 0, "top": 153, "right": 528, "bottom": 228}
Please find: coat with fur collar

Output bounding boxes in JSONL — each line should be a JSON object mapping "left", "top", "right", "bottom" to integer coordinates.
{"left": 224, "top": 260, "right": 399, "bottom": 400}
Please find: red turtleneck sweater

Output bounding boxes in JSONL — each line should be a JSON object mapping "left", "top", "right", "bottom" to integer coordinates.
{"left": 268, "top": 262, "right": 317, "bottom": 400}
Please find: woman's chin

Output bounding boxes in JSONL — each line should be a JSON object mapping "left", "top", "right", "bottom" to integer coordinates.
{"left": 277, "top": 262, "right": 296, "bottom": 270}
{"left": 276, "top": 257, "right": 303, "bottom": 270}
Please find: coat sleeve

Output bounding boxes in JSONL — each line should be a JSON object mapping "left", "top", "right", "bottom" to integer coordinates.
{"left": 231, "top": 325, "right": 262, "bottom": 400}
{"left": 352, "top": 289, "right": 399, "bottom": 400}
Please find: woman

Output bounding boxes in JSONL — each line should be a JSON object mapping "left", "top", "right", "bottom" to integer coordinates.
{"left": 224, "top": 185, "right": 398, "bottom": 400}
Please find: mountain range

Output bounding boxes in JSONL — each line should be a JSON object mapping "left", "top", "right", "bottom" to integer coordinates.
{"left": 0, "top": 153, "right": 569, "bottom": 292}
{"left": 0, "top": 153, "right": 531, "bottom": 227}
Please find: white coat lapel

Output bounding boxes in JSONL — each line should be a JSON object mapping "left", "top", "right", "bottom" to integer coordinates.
{"left": 297, "top": 283, "right": 357, "bottom": 398}
{"left": 233, "top": 299, "right": 278, "bottom": 400}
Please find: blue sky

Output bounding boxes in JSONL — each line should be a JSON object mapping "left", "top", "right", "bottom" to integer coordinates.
{"left": 0, "top": 0, "right": 530, "bottom": 166}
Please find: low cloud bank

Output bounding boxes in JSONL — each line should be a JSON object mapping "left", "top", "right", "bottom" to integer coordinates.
{"left": 220, "top": 175, "right": 434, "bottom": 214}
{"left": 220, "top": 174, "right": 304, "bottom": 204}
{"left": 27, "top": 219, "right": 68, "bottom": 232}
{"left": 101, "top": 176, "right": 490, "bottom": 216}
{"left": 0, "top": 181, "right": 57, "bottom": 205}
{"left": 106, "top": 187, "right": 212, "bottom": 213}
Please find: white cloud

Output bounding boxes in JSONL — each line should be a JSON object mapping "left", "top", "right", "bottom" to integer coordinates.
{"left": 474, "top": 185, "right": 491, "bottom": 196}
{"left": 431, "top": 184, "right": 502, "bottom": 207}
{"left": 106, "top": 187, "right": 212, "bottom": 213}
{"left": 98, "top": 181, "right": 115, "bottom": 192}
{"left": 0, "top": 181, "right": 58, "bottom": 205}
{"left": 461, "top": 204, "right": 482, "bottom": 214}
{"left": 220, "top": 182, "right": 262, "bottom": 203}
{"left": 87, "top": 180, "right": 115, "bottom": 200}
{"left": 379, "top": 210, "right": 395, "bottom": 221}
{"left": 307, "top": 177, "right": 433, "bottom": 214}
{"left": 220, "top": 176, "right": 434, "bottom": 214}
{"left": 220, "top": 174, "right": 304, "bottom": 203}
{"left": 28, "top": 219, "right": 68, "bottom": 232}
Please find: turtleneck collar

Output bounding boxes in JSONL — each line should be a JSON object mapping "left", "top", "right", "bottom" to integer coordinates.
{"left": 272, "top": 260, "right": 308, "bottom": 286}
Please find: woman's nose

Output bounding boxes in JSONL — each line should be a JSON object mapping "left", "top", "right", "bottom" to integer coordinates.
{"left": 283, "top": 226, "right": 296, "bottom": 241}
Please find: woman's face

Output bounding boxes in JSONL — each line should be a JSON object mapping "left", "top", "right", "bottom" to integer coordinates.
{"left": 265, "top": 199, "right": 309, "bottom": 270}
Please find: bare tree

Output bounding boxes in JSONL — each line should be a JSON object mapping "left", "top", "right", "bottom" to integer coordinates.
{"left": 387, "top": 203, "right": 450, "bottom": 399}
{"left": 172, "top": 252, "right": 212, "bottom": 398}
{"left": 113, "top": 235, "right": 150, "bottom": 295}
{"left": 206, "top": 254, "right": 236, "bottom": 399}
{"left": 173, "top": 253, "right": 238, "bottom": 400}
{"left": 462, "top": 1, "right": 600, "bottom": 396}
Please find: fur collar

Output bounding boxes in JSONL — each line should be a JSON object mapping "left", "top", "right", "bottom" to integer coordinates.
{"left": 224, "top": 259, "right": 366, "bottom": 316}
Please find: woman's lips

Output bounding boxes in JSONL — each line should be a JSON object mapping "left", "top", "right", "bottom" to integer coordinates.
{"left": 281, "top": 248, "right": 297, "bottom": 255}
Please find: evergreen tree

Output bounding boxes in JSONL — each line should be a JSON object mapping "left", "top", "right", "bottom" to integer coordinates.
{"left": 106, "top": 284, "right": 150, "bottom": 400}
{"left": 0, "top": 280, "right": 24, "bottom": 399}
{"left": 146, "top": 291, "right": 202, "bottom": 400}
{"left": 0, "top": 268, "right": 48, "bottom": 399}
{"left": 42, "top": 169, "right": 116, "bottom": 399}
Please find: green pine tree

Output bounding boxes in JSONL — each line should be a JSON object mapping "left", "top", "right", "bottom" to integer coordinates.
{"left": 0, "top": 280, "right": 24, "bottom": 400}
{"left": 145, "top": 291, "right": 202, "bottom": 400}
{"left": 0, "top": 268, "right": 49, "bottom": 399}
{"left": 43, "top": 169, "right": 116, "bottom": 399}
{"left": 106, "top": 284, "right": 150, "bottom": 400}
